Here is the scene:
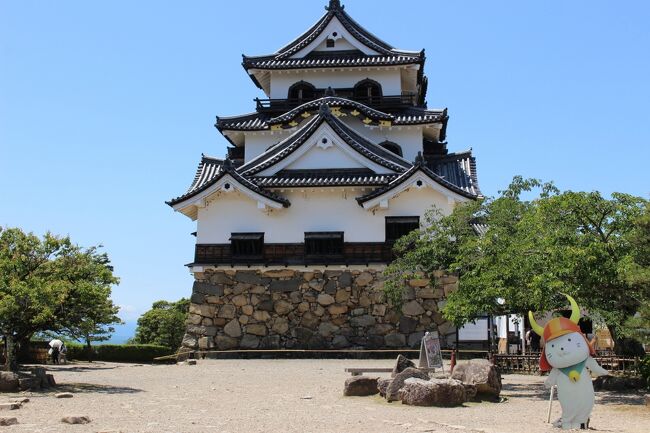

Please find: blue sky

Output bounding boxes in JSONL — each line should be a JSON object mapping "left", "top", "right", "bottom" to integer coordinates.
{"left": 1, "top": 1, "right": 649, "bottom": 340}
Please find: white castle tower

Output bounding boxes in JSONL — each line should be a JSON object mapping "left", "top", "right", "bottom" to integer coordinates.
{"left": 168, "top": 1, "right": 481, "bottom": 352}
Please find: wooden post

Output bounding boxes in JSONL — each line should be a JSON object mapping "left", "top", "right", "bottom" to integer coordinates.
{"left": 450, "top": 349, "right": 457, "bottom": 373}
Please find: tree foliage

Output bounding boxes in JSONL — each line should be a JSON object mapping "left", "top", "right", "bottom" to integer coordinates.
{"left": 132, "top": 299, "right": 189, "bottom": 349}
{"left": 0, "top": 227, "right": 120, "bottom": 370}
{"left": 384, "top": 177, "right": 649, "bottom": 352}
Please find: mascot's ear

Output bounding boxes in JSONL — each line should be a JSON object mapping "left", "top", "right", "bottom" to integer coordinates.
{"left": 539, "top": 348, "right": 552, "bottom": 372}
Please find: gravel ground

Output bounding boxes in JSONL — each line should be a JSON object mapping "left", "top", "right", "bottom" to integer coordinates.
{"left": 1, "top": 359, "right": 649, "bottom": 433}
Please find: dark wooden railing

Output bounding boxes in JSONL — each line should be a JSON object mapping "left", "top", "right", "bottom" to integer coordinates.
{"left": 194, "top": 242, "right": 394, "bottom": 266}
{"left": 255, "top": 94, "right": 417, "bottom": 113}
{"left": 493, "top": 353, "right": 642, "bottom": 374}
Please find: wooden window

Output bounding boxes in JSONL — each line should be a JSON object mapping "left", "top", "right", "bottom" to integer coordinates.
{"left": 288, "top": 81, "right": 316, "bottom": 101}
{"left": 353, "top": 79, "right": 382, "bottom": 103}
{"left": 326, "top": 38, "right": 335, "bottom": 48}
{"left": 385, "top": 217, "right": 419, "bottom": 243}
{"left": 305, "top": 232, "right": 343, "bottom": 256}
{"left": 230, "top": 233, "right": 264, "bottom": 257}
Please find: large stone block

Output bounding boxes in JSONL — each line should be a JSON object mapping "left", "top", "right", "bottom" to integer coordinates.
{"left": 317, "top": 293, "right": 335, "bottom": 306}
{"left": 385, "top": 367, "right": 430, "bottom": 402}
{"left": 355, "top": 272, "right": 373, "bottom": 287}
{"left": 273, "top": 300, "right": 293, "bottom": 315}
{"left": 240, "top": 334, "right": 260, "bottom": 349}
{"left": 401, "top": 300, "right": 425, "bottom": 316}
{"left": 193, "top": 281, "right": 224, "bottom": 296}
{"left": 399, "top": 378, "right": 466, "bottom": 406}
{"left": 246, "top": 324, "right": 267, "bottom": 336}
{"left": 384, "top": 333, "right": 406, "bottom": 347}
{"left": 350, "top": 315, "right": 375, "bottom": 328}
{"left": 217, "top": 305, "right": 236, "bottom": 319}
{"left": 224, "top": 319, "right": 242, "bottom": 338}
{"left": 344, "top": 376, "right": 379, "bottom": 396}
{"left": 0, "top": 372, "right": 19, "bottom": 392}
{"left": 450, "top": 359, "right": 502, "bottom": 397}
{"left": 270, "top": 279, "right": 301, "bottom": 293}
{"left": 215, "top": 335, "right": 238, "bottom": 350}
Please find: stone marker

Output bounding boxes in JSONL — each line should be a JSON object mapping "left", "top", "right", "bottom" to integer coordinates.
{"left": 343, "top": 376, "right": 380, "bottom": 396}
{"left": 0, "top": 417, "right": 18, "bottom": 426}
{"left": 385, "top": 367, "right": 429, "bottom": 402}
{"left": 0, "top": 403, "right": 20, "bottom": 411}
{"left": 61, "top": 416, "right": 91, "bottom": 425}
{"left": 55, "top": 392, "right": 74, "bottom": 399}
{"left": 391, "top": 354, "right": 415, "bottom": 377}
{"left": 450, "top": 358, "right": 502, "bottom": 397}
{"left": 399, "top": 378, "right": 466, "bottom": 407}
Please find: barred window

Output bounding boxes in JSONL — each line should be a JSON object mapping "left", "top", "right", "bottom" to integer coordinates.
{"left": 305, "top": 232, "right": 343, "bottom": 256}
{"left": 230, "top": 233, "right": 264, "bottom": 257}
{"left": 385, "top": 216, "right": 419, "bottom": 243}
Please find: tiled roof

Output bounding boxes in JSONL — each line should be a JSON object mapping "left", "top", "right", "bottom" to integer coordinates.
{"left": 252, "top": 169, "right": 398, "bottom": 188}
{"left": 215, "top": 113, "right": 270, "bottom": 131}
{"left": 427, "top": 150, "right": 482, "bottom": 197}
{"left": 242, "top": 54, "right": 422, "bottom": 71}
{"left": 356, "top": 157, "right": 480, "bottom": 206}
{"left": 216, "top": 100, "right": 445, "bottom": 132}
{"left": 248, "top": 1, "right": 420, "bottom": 61}
{"left": 237, "top": 105, "right": 411, "bottom": 176}
{"left": 166, "top": 157, "right": 290, "bottom": 208}
{"left": 268, "top": 97, "right": 393, "bottom": 125}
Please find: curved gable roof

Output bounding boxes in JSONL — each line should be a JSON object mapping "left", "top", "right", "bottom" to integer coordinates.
{"left": 237, "top": 104, "right": 412, "bottom": 176}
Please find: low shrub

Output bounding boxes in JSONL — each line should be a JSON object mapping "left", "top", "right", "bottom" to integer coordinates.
{"left": 66, "top": 343, "right": 173, "bottom": 363}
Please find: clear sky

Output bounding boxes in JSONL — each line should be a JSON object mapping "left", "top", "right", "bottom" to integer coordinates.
{"left": 1, "top": 1, "right": 649, "bottom": 339}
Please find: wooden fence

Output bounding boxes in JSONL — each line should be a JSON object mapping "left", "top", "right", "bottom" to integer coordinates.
{"left": 493, "top": 353, "right": 642, "bottom": 374}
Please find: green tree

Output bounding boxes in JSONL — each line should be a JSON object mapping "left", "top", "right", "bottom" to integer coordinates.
{"left": 132, "top": 299, "right": 189, "bottom": 349}
{"left": 55, "top": 248, "right": 122, "bottom": 360}
{"left": 0, "top": 227, "right": 120, "bottom": 371}
{"left": 384, "top": 177, "right": 649, "bottom": 353}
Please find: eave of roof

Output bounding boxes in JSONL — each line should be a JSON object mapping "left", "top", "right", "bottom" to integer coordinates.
{"left": 166, "top": 158, "right": 290, "bottom": 208}
{"left": 252, "top": 169, "right": 398, "bottom": 188}
{"left": 237, "top": 104, "right": 411, "bottom": 176}
{"left": 356, "top": 158, "right": 479, "bottom": 206}
{"left": 216, "top": 101, "right": 445, "bottom": 133}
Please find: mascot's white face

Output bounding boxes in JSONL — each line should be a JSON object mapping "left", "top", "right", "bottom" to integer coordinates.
{"left": 544, "top": 331, "right": 589, "bottom": 368}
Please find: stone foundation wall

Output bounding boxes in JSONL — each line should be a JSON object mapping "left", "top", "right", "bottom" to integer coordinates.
{"left": 181, "top": 269, "right": 457, "bottom": 352}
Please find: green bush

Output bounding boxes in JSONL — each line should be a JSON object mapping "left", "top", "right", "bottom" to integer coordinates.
{"left": 66, "top": 343, "right": 173, "bottom": 363}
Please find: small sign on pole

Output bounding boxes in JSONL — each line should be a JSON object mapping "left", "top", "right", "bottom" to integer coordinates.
{"left": 418, "top": 331, "right": 443, "bottom": 371}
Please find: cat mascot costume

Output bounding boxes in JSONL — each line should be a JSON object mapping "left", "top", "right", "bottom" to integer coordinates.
{"left": 528, "top": 295, "right": 608, "bottom": 430}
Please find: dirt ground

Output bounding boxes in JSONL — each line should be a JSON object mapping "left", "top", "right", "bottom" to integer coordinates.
{"left": 1, "top": 359, "right": 649, "bottom": 433}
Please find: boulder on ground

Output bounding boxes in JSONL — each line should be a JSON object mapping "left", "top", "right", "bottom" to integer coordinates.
{"left": 386, "top": 367, "right": 429, "bottom": 402}
{"left": 377, "top": 378, "right": 392, "bottom": 397}
{"left": 61, "top": 416, "right": 91, "bottom": 425}
{"left": 399, "top": 378, "right": 466, "bottom": 407}
{"left": 0, "top": 372, "right": 19, "bottom": 392}
{"left": 451, "top": 358, "right": 502, "bottom": 397}
{"left": 344, "top": 376, "right": 379, "bottom": 396}
{"left": 391, "top": 355, "right": 415, "bottom": 378}
{"left": 0, "top": 417, "right": 18, "bottom": 426}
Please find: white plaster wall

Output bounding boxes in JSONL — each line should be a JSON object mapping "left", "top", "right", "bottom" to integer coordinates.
{"left": 270, "top": 69, "right": 402, "bottom": 99}
{"left": 242, "top": 118, "right": 424, "bottom": 165}
{"left": 290, "top": 17, "right": 379, "bottom": 58}
{"left": 244, "top": 131, "right": 292, "bottom": 162}
{"left": 196, "top": 186, "right": 456, "bottom": 244}
{"left": 341, "top": 117, "right": 423, "bottom": 162}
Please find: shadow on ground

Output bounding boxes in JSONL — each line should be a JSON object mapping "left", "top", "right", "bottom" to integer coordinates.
{"left": 597, "top": 392, "right": 646, "bottom": 406}
{"left": 35, "top": 382, "right": 144, "bottom": 395}
{"left": 501, "top": 382, "right": 549, "bottom": 401}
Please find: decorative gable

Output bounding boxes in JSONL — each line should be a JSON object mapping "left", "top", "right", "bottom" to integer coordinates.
{"left": 258, "top": 123, "right": 395, "bottom": 175}
{"left": 290, "top": 16, "right": 379, "bottom": 58}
